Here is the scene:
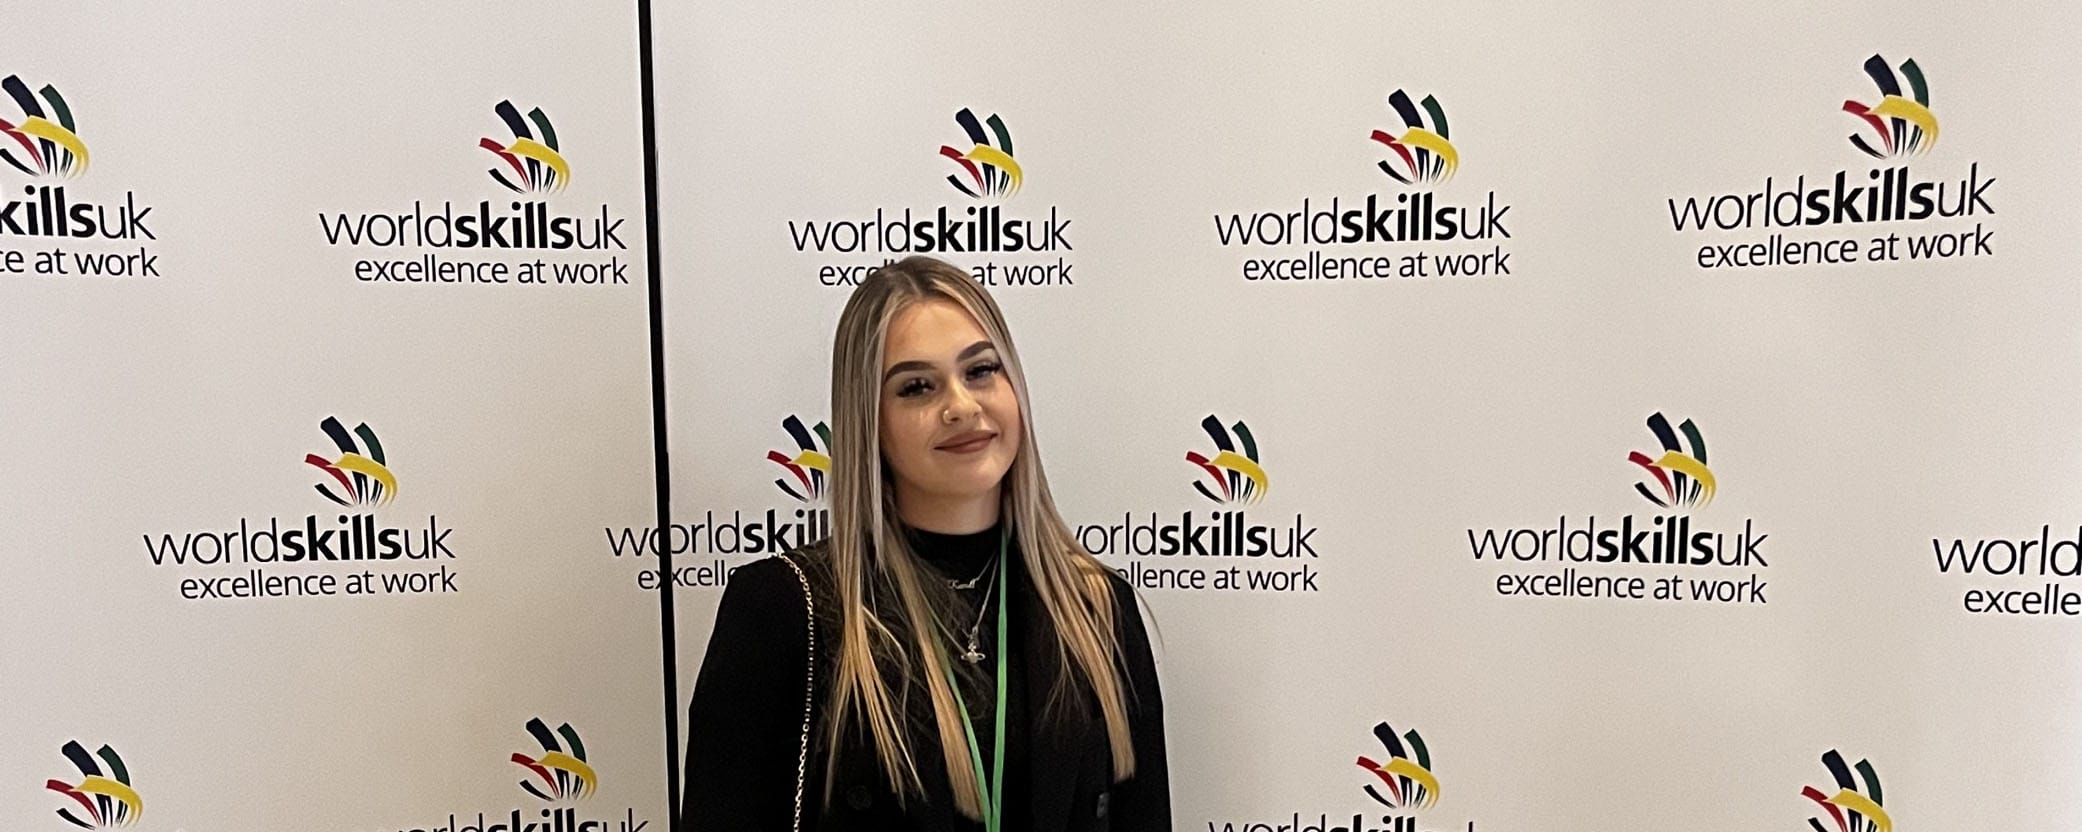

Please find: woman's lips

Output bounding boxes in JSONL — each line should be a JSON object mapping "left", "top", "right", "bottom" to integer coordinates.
{"left": 936, "top": 432, "right": 997, "bottom": 454}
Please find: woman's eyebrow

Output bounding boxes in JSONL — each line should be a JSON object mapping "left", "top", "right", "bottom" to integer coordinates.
{"left": 882, "top": 341, "right": 996, "bottom": 382}
{"left": 882, "top": 360, "right": 931, "bottom": 382}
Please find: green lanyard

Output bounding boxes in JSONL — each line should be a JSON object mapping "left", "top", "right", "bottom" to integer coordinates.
{"left": 940, "top": 532, "right": 1009, "bottom": 832}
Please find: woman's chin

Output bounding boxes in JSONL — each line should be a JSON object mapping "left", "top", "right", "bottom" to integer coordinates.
{"left": 923, "top": 465, "right": 1012, "bottom": 501}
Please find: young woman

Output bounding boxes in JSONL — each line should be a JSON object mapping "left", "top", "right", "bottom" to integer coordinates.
{"left": 680, "top": 256, "right": 1170, "bottom": 831}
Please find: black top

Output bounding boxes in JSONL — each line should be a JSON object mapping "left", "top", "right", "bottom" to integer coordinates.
{"left": 679, "top": 528, "right": 1170, "bottom": 832}
{"left": 902, "top": 522, "right": 1030, "bottom": 830}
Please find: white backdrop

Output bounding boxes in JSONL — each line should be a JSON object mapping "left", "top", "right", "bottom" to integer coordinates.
{"left": 653, "top": 3, "right": 2081, "bottom": 831}
{"left": 6, "top": 2, "right": 2081, "bottom": 831}
{"left": 3, "top": 3, "right": 662, "bottom": 831}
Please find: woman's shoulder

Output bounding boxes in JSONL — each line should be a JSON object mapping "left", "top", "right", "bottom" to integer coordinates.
{"left": 1074, "top": 557, "right": 1153, "bottom": 641}
{"left": 716, "top": 540, "right": 833, "bottom": 620}
{"left": 1081, "top": 556, "right": 1134, "bottom": 607}
{"left": 1074, "top": 558, "right": 1162, "bottom": 695}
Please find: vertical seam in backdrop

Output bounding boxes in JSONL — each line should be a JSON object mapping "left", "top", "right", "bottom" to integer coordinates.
{"left": 634, "top": 0, "right": 681, "bottom": 826}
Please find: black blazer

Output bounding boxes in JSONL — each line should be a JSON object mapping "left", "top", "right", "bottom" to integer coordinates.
{"left": 679, "top": 543, "right": 1170, "bottom": 831}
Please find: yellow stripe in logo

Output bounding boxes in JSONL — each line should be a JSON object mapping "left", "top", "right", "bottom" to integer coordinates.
{"left": 1380, "top": 758, "right": 1439, "bottom": 807}
{"left": 962, "top": 145, "right": 1022, "bottom": 195}
{"left": 505, "top": 138, "right": 571, "bottom": 191}
{"left": 17, "top": 116, "right": 89, "bottom": 175}
{"left": 1825, "top": 790, "right": 1891, "bottom": 832}
{"left": 1652, "top": 451, "right": 1714, "bottom": 507}
{"left": 1206, "top": 450, "right": 1269, "bottom": 501}
{"left": 1397, "top": 128, "right": 1457, "bottom": 180}
{"left": 1870, "top": 95, "right": 1938, "bottom": 153}
{"left": 334, "top": 453, "right": 398, "bottom": 504}
{"left": 75, "top": 776, "right": 143, "bottom": 823}
{"left": 538, "top": 751, "right": 599, "bottom": 798}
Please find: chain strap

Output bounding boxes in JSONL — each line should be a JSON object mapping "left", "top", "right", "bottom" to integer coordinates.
{"left": 776, "top": 553, "right": 817, "bottom": 831}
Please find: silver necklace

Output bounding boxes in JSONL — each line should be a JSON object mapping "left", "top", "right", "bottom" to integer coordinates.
{"left": 947, "top": 556, "right": 993, "bottom": 590}
{"left": 955, "top": 554, "right": 1001, "bottom": 664}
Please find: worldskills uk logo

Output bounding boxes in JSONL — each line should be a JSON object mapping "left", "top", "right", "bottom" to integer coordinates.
{"left": 139, "top": 414, "right": 457, "bottom": 601}
{"left": 481, "top": 100, "right": 569, "bottom": 194}
{"left": 940, "top": 107, "right": 1021, "bottom": 198}
{"left": 1210, "top": 85, "right": 1510, "bottom": 282}
{"left": 314, "top": 94, "right": 628, "bottom": 287}
{"left": 1075, "top": 413, "right": 1321, "bottom": 593}
{"left": 1187, "top": 415, "right": 1268, "bottom": 505}
{"left": 1801, "top": 750, "right": 1890, "bottom": 832}
{"left": 605, "top": 414, "right": 833, "bottom": 590}
{"left": 1, "top": 75, "right": 87, "bottom": 180}
{"left": 1202, "top": 720, "right": 1474, "bottom": 831}
{"left": 1628, "top": 412, "right": 1714, "bottom": 510}
{"left": 1468, "top": 411, "right": 1767, "bottom": 604}
{"left": 0, "top": 73, "right": 157, "bottom": 278}
{"left": 306, "top": 416, "right": 396, "bottom": 507}
{"left": 785, "top": 106, "right": 1070, "bottom": 287}
{"left": 767, "top": 415, "right": 832, "bottom": 503}
{"left": 512, "top": 718, "right": 598, "bottom": 802}
{"left": 395, "top": 716, "right": 648, "bottom": 831}
{"left": 1844, "top": 55, "right": 1936, "bottom": 160}
{"left": 1371, "top": 90, "right": 1456, "bottom": 184}
{"left": 1665, "top": 54, "right": 1990, "bottom": 270}
{"left": 44, "top": 741, "right": 141, "bottom": 829}
{"left": 1356, "top": 722, "right": 1438, "bottom": 811}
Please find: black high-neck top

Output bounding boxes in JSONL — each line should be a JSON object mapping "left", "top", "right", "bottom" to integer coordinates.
{"left": 903, "top": 522, "right": 1005, "bottom": 585}
{"left": 901, "top": 522, "right": 1030, "bottom": 831}
{"left": 680, "top": 524, "right": 1172, "bottom": 831}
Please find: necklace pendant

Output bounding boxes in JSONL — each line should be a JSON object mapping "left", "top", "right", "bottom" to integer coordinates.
{"left": 960, "top": 646, "right": 986, "bottom": 664}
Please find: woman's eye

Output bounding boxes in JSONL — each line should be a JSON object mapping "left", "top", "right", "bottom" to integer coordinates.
{"left": 896, "top": 378, "right": 932, "bottom": 398}
{"left": 966, "top": 361, "right": 1002, "bottom": 381}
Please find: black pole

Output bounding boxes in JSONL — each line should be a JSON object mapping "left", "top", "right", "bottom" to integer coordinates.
{"left": 634, "top": 0, "right": 681, "bottom": 826}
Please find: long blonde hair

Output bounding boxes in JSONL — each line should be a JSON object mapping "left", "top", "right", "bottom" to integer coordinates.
{"left": 822, "top": 255, "right": 1135, "bottom": 818}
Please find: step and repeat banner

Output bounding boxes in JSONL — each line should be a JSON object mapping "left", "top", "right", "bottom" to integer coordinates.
{"left": 7, "top": 1, "right": 2081, "bottom": 831}
{"left": 1, "top": 3, "right": 664, "bottom": 831}
{"left": 651, "top": 2, "right": 2080, "bottom": 832}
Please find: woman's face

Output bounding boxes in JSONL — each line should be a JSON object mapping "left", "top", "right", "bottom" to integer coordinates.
{"left": 877, "top": 297, "right": 1023, "bottom": 518}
